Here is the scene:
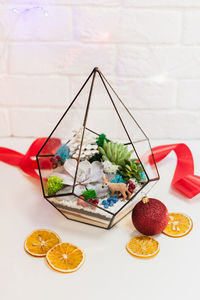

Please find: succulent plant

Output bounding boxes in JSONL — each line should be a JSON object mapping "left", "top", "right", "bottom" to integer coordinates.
{"left": 46, "top": 175, "right": 64, "bottom": 196}
{"left": 118, "top": 159, "right": 144, "bottom": 181}
{"left": 98, "top": 140, "right": 133, "bottom": 166}
{"left": 53, "top": 159, "right": 104, "bottom": 196}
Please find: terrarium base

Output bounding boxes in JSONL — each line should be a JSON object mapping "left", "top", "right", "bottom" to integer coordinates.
{"left": 61, "top": 209, "right": 110, "bottom": 228}
{"left": 49, "top": 198, "right": 111, "bottom": 228}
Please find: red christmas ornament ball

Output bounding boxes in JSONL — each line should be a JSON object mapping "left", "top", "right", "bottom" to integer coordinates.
{"left": 132, "top": 197, "right": 169, "bottom": 235}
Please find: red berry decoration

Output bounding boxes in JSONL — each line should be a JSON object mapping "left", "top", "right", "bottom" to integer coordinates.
{"left": 55, "top": 155, "right": 61, "bottom": 161}
{"left": 50, "top": 157, "right": 56, "bottom": 163}
{"left": 50, "top": 155, "right": 62, "bottom": 169}
{"left": 89, "top": 199, "right": 99, "bottom": 205}
{"left": 132, "top": 196, "right": 169, "bottom": 236}
{"left": 52, "top": 163, "right": 58, "bottom": 169}
{"left": 127, "top": 180, "right": 136, "bottom": 193}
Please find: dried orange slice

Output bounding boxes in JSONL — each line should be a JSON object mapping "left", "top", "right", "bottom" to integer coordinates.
{"left": 163, "top": 213, "right": 193, "bottom": 238}
{"left": 46, "top": 243, "right": 85, "bottom": 273}
{"left": 24, "top": 229, "right": 61, "bottom": 257}
{"left": 126, "top": 235, "right": 159, "bottom": 259}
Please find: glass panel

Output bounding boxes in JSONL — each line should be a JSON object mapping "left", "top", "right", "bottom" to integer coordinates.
{"left": 36, "top": 68, "right": 159, "bottom": 229}
{"left": 38, "top": 72, "right": 94, "bottom": 155}
{"left": 111, "top": 181, "right": 153, "bottom": 227}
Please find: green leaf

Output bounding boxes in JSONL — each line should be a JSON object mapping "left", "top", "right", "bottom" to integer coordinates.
{"left": 102, "top": 155, "right": 108, "bottom": 161}
{"left": 103, "top": 140, "right": 108, "bottom": 151}
{"left": 107, "top": 143, "right": 112, "bottom": 161}
{"left": 98, "top": 147, "right": 106, "bottom": 156}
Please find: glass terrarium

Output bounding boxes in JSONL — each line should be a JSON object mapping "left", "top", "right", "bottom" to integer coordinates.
{"left": 36, "top": 67, "right": 159, "bottom": 229}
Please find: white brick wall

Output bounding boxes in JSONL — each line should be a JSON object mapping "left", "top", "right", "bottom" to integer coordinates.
{"left": 10, "top": 108, "right": 64, "bottom": 137}
{"left": 124, "top": 0, "right": 200, "bottom": 7}
{"left": 74, "top": 8, "right": 181, "bottom": 43}
{"left": 0, "top": 76, "right": 69, "bottom": 107}
{"left": 0, "top": 108, "right": 11, "bottom": 136}
{"left": 0, "top": 1, "right": 200, "bottom": 139}
{"left": 8, "top": 6, "right": 73, "bottom": 41}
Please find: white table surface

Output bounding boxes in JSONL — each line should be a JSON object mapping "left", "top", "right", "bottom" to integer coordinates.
{"left": 1, "top": 138, "right": 200, "bottom": 300}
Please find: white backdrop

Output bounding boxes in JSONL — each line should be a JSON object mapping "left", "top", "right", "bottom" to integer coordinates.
{"left": 0, "top": 0, "right": 200, "bottom": 140}
{"left": 1, "top": 3, "right": 200, "bottom": 299}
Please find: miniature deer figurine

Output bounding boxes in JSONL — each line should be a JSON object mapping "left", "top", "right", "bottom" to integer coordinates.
{"left": 102, "top": 175, "right": 131, "bottom": 201}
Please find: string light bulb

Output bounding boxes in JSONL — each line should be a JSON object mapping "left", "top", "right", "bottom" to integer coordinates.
{"left": 11, "top": 6, "right": 48, "bottom": 17}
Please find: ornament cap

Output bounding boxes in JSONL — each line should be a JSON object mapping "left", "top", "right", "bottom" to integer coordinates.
{"left": 142, "top": 196, "right": 149, "bottom": 204}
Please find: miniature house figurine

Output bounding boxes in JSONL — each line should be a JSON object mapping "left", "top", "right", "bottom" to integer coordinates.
{"left": 36, "top": 67, "right": 159, "bottom": 229}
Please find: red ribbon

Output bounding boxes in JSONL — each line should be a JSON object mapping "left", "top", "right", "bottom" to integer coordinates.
{"left": 0, "top": 138, "right": 61, "bottom": 179}
{"left": 0, "top": 139, "right": 199, "bottom": 198}
{"left": 149, "top": 143, "right": 200, "bottom": 198}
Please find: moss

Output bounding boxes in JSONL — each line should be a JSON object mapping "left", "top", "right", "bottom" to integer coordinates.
{"left": 96, "top": 133, "right": 109, "bottom": 147}
{"left": 46, "top": 175, "right": 64, "bottom": 196}
{"left": 82, "top": 189, "right": 97, "bottom": 200}
{"left": 110, "top": 174, "right": 126, "bottom": 184}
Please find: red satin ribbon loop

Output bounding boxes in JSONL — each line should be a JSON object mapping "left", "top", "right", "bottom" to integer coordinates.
{"left": 0, "top": 138, "right": 60, "bottom": 179}
{"left": 150, "top": 143, "right": 199, "bottom": 198}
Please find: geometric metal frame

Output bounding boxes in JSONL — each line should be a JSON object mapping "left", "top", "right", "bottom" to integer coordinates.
{"left": 36, "top": 67, "right": 160, "bottom": 229}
